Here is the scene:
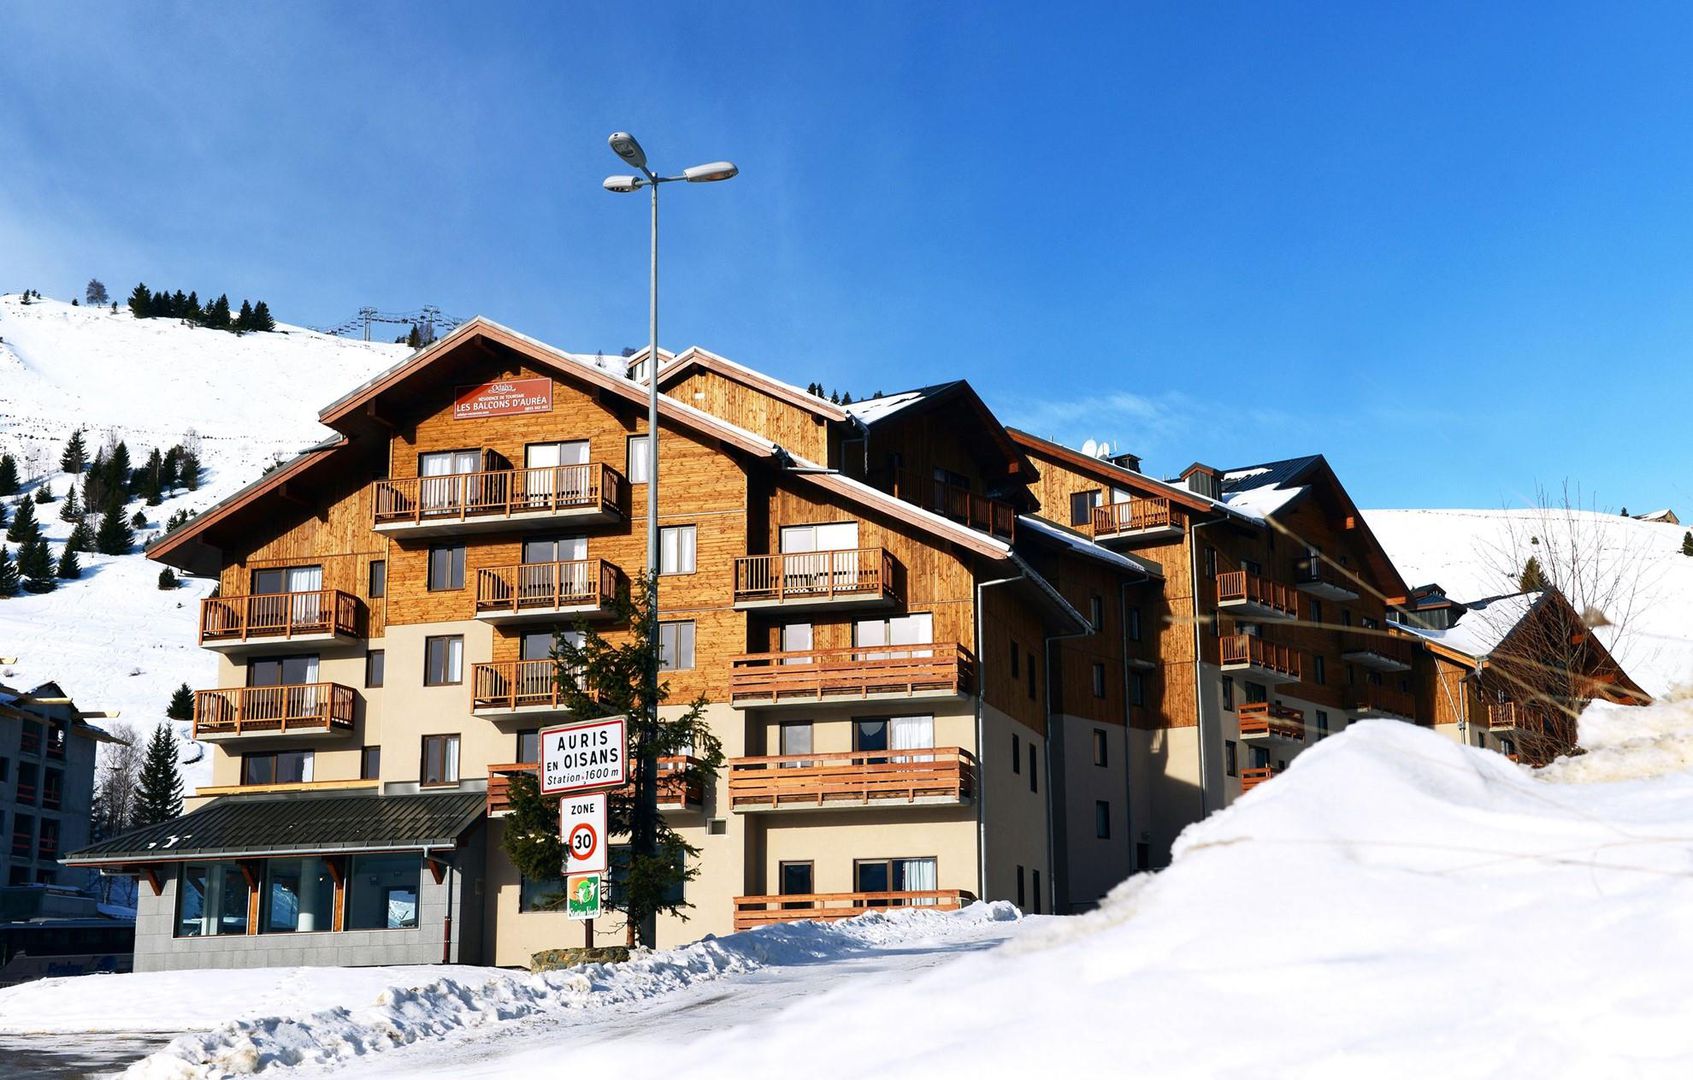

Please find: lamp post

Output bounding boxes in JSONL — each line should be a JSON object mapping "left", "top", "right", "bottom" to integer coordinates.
{"left": 604, "top": 132, "right": 737, "bottom": 948}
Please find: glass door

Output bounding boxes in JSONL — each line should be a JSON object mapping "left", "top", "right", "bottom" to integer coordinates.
{"left": 526, "top": 441, "right": 590, "bottom": 505}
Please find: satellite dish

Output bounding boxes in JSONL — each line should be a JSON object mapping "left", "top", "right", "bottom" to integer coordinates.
{"left": 1081, "top": 438, "right": 1098, "bottom": 457}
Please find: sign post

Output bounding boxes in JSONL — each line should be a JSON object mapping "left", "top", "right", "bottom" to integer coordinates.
{"left": 539, "top": 716, "right": 628, "bottom": 795}
{"left": 566, "top": 873, "right": 603, "bottom": 921}
{"left": 561, "top": 791, "right": 609, "bottom": 875}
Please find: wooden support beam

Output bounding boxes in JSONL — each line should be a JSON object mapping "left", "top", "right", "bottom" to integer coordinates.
{"left": 326, "top": 856, "right": 347, "bottom": 932}
{"left": 139, "top": 865, "right": 163, "bottom": 897}
{"left": 425, "top": 857, "right": 447, "bottom": 885}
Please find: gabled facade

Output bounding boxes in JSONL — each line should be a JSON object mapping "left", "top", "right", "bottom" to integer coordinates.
{"left": 0, "top": 681, "right": 109, "bottom": 888}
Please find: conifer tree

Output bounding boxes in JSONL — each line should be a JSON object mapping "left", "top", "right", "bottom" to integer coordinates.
{"left": 1683, "top": 531, "right": 1693, "bottom": 557}
{"left": 6, "top": 497, "right": 40, "bottom": 543}
{"left": 166, "top": 682, "right": 194, "bottom": 722}
{"left": 208, "top": 294, "right": 232, "bottom": 329}
{"left": 158, "top": 567, "right": 177, "bottom": 590}
{"left": 17, "top": 538, "right": 55, "bottom": 593}
{"left": 170, "top": 290, "right": 188, "bottom": 318}
{"left": 405, "top": 324, "right": 422, "bottom": 349}
{"left": 19, "top": 290, "right": 30, "bottom": 305}
{"left": 148, "top": 290, "right": 171, "bottom": 318}
{"left": 0, "top": 454, "right": 18, "bottom": 496}
{"left": 66, "top": 518, "right": 94, "bottom": 552}
{"left": 127, "top": 283, "right": 150, "bottom": 317}
{"left": 235, "top": 299, "right": 253, "bottom": 331}
{"left": 141, "top": 448, "right": 164, "bottom": 505}
{"left": 55, "top": 544, "right": 80, "bottom": 580}
{"left": 58, "top": 484, "right": 80, "bottom": 523}
{"left": 179, "top": 449, "right": 201, "bottom": 491}
{"left": 133, "top": 724, "right": 184, "bottom": 827}
{"left": 131, "top": 509, "right": 148, "bottom": 530}
{"left": 32, "top": 485, "right": 50, "bottom": 505}
{"left": 0, "top": 547, "right": 18, "bottom": 598}
{"left": 184, "top": 291, "right": 202, "bottom": 323}
{"left": 108, "top": 441, "right": 132, "bottom": 494}
{"left": 0, "top": 500, "right": 8, "bottom": 530}
{"left": 95, "top": 506, "right": 135, "bottom": 555}
{"left": 60, "top": 429, "right": 88, "bottom": 474}
{"left": 250, "top": 301, "right": 275, "bottom": 332}
{"left": 1520, "top": 555, "right": 1549, "bottom": 593}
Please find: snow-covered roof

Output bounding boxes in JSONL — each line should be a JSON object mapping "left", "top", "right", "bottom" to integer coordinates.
{"left": 1015, "top": 515, "right": 1162, "bottom": 579}
{"left": 1212, "top": 455, "right": 1323, "bottom": 521}
{"left": 1400, "top": 591, "right": 1544, "bottom": 660}
{"left": 843, "top": 383, "right": 957, "bottom": 425}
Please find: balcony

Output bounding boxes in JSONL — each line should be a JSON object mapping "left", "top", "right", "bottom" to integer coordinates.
{"left": 727, "top": 748, "right": 976, "bottom": 813}
{"left": 485, "top": 757, "right": 703, "bottom": 815}
{"left": 470, "top": 659, "right": 596, "bottom": 719}
{"left": 1219, "top": 634, "right": 1301, "bottom": 684}
{"left": 1216, "top": 571, "right": 1298, "bottom": 622}
{"left": 729, "top": 643, "right": 975, "bottom": 709}
{"left": 370, "top": 463, "right": 627, "bottom": 537}
{"left": 1341, "top": 633, "right": 1414, "bottom": 673}
{"left": 198, "top": 590, "right": 362, "bottom": 653}
{"left": 885, "top": 469, "right": 1015, "bottom": 541}
{"left": 192, "top": 683, "right": 357, "bottom": 742}
{"left": 1239, "top": 765, "right": 1281, "bottom": 793}
{"left": 1236, "top": 701, "right": 1305, "bottom": 743}
{"left": 732, "top": 548, "right": 900, "bottom": 613}
{"left": 1294, "top": 557, "right": 1359, "bottom": 601}
{"left": 732, "top": 890, "right": 976, "bottom": 932}
{"left": 474, "top": 559, "right": 622, "bottom": 624}
{"left": 1347, "top": 687, "right": 1416, "bottom": 722}
{"left": 1487, "top": 702, "right": 1542, "bottom": 734}
{"left": 1090, "top": 498, "right": 1182, "bottom": 545}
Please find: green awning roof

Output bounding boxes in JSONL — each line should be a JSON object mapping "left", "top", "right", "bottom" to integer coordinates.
{"left": 64, "top": 790, "right": 487, "bottom": 865}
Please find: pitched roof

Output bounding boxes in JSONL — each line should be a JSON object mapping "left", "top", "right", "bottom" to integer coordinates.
{"left": 654, "top": 346, "right": 848, "bottom": 422}
{"left": 1004, "top": 429, "right": 1224, "bottom": 516}
{"left": 1218, "top": 455, "right": 1324, "bottom": 495}
{"left": 64, "top": 790, "right": 487, "bottom": 866}
{"left": 1014, "top": 514, "right": 1163, "bottom": 579}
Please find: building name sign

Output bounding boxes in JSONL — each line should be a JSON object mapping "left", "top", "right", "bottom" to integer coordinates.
{"left": 453, "top": 377, "right": 553, "bottom": 421}
{"left": 539, "top": 716, "right": 628, "bottom": 795}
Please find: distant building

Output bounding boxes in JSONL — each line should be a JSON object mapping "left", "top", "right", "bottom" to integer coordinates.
{"left": 0, "top": 681, "right": 112, "bottom": 887}
{"left": 1634, "top": 508, "right": 1679, "bottom": 525}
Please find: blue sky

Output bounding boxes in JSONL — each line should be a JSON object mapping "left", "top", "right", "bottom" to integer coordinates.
{"left": 5, "top": 3, "right": 1693, "bottom": 511}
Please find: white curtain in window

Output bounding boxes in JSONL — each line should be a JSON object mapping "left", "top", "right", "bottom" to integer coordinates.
{"left": 890, "top": 715, "right": 934, "bottom": 763}
{"left": 854, "top": 618, "right": 888, "bottom": 661}
{"left": 287, "top": 566, "right": 323, "bottom": 625}
{"left": 778, "top": 722, "right": 812, "bottom": 768}
{"left": 897, "top": 857, "right": 937, "bottom": 902}
{"left": 890, "top": 613, "right": 933, "bottom": 659}
{"left": 780, "top": 623, "right": 812, "bottom": 664}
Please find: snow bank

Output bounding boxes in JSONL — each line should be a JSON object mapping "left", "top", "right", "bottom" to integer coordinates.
{"left": 593, "top": 718, "right": 1693, "bottom": 1079}
{"left": 120, "top": 904, "right": 1017, "bottom": 1079}
{"left": 1537, "top": 694, "right": 1693, "bottom": 783}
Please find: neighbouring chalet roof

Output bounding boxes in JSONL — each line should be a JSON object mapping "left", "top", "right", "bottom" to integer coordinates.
{"left": 844, "top": 381, "right": 1039, "bottom": 492}
{"left": 1015, "top": 514, "right": 1164, "bottom": 580}
{"left": 1004, "top": 429, "right": 1253, "bottom": 522}
{"left": 0, "top": 681, "right": 124, "bottom": 743}
{"left": 842, "top": 382, "right": 955, "bottom": 425}
{"left": 1636, "top": 508, "right": 1679, "bottom": 524}
{"left": 150, "top": 317, "right": 1020, "bottom": 572}
{"left": 64, "top": 790, "right": 488, "bottom": 866}
{"left": 1401, "top": 591, "right": 1545, "bottom": 661}
{"left": 653, "top": 346, "right": 849, "bottom": 422}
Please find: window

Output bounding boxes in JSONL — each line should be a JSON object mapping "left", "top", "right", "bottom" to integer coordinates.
{"left": 1092, "top": 663, "right": 1106, "bottom": 698}
{"left": 1032, "top": 869, "right": 1041, "bottom": 914}
{"left": 41, "top": 768, "right": 62, "bottom": 811}
{"left": 853, "top": 857, "right": 938, "bottom": 900}
{"left": 1089, "top": 595, "right": 1104, "bottom": 630}
{"left": 368, "top": 560, "right": 387, "bottom": 598}
{"left": 1027, "top": 651, "right": 1037, "bottom": 701}
{"left": 779, "top": 521, "right": 860, "bottom": 555}
{"left": 361, "top": 745, "right": 382, "bottom": 780}
{"left": 779, "top": 622, "right": 812, "bottom": 657}
{"left": 778, "top": 722, "right": 813, "bottom": 767}
{"left": 241, "top": 750, "right": 314, "bottom": 786}
{"left": 1341, "top": 609, "right": 1353, "bottom": 628}
{"left": 1128, "top": 607, "right": 1142, "bottom": 641}
{"left": 365, "top": 649, "right": 385, "bottom": 688}
{"left": 1028, "top": 745, "right": 1038, "bottom": 792}
{"left": 1095, "top": 800, "right": 1111, "bottom": 839}
{"left": 1244, "top": 681, "right": 1267, "bottom": 705}
{"left": 37, "top": 819, "right": 57, "bottom": 860}
{"left": 609, "top": 844, "right": 686, "bottom": 908}
{"left": 855, "top": 613, "right": 934, "bottom": 658}
{"left": 424, "top": 635, "right": 463, "bottom": 686}
{"left": 1316, "top": 710, "right": 1330, "bottom": 739}
{"left": 779, "top": 862, "right": 814, "bottom": 906}
{"left": 1135, "top": 842, "right": 1150, "bottom": 870}
{"left": 854, "top": 715, "right": 932, "bottom": 760}
{"left": 247, "top": 653, "right": 318, "bottom": 689}
{"left": 1204, "top": 545, "right": 1218, "bottom": 579}
{"left": 262, "top": 857, "right": 335, "bottom": 934}
{"left": 1131, "top": 672, "right": 1146, "bottom": 708}
{"left": 1224, "top": 739, "right": 1237, "bottom": 777}
{"left": 1251, "top": 746, "right": 1270, "bottom": 769}
{"left": 1221, "top": 676, "right": 1234, "bottom": 710}
{"left": 19, "top": 721, "right": 41, "bottom": 755}
{"left": 1009, "top": 642, "right": 1019, "bottom": 678}
{"left": 1069, "top": 489, "right": 1101, "bottom": 527}
{"left": 1313, "top": 654, "right": 1325, "bottom": 686}
{"left": 15, "top": 762, "right": 36, "bottom": 805}
{"left": 519, "top": 874, "right": 561, "bottom": 913}
{"left": 346, "top": 853, "right": 421, "bottom": 929}
{"left": 1012, "top": 733, "right": 1021, "bottom": 773}
{"left": 1309, "top": 598, "right": 1323, "bottom": 625}
{"left": 659, "top": 525, "right": 697, "bottom": 574}
{"left": 658, "top": 621, "right": 696, "bottom": 671}
{"left": 427, "top": 544, "right": 466, "bottom": 591}
{"left": 627, "top": 434, "right": 651, "bottom": 484}
{"left": 421, "top": 734, "right": 461, "bottom": 785}
{"left": 1016, "top": 865, "right": 1026, "bottom": 908}
{"left": 176, "top": 862, "right": 252, "bottom": 937}
{"left": 1092, "top": 729, "right": 1108, "bottom": 767}
{"left": 517, "top": 730, "right": 541, "bottom": 764}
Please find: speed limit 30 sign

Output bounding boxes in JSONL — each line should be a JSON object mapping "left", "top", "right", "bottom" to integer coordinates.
{"left": 561, "top": 791, "right": 608, "bottom": 875}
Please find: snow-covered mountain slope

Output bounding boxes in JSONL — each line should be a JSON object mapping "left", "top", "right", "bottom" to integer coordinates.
{"left": 1367, "top": 507, "right": 1693, "bottom": 697}
{"left": 0, "top": 294, "right": 407, "bottom": 777}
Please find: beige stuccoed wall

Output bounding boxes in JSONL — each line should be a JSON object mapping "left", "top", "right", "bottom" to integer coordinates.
{"left": 977, "top": 703, "right": 1050, "bottom": 911}
{"left": 1053, "top": 712, "right": 1133, "bottom": 910}
{"left": 1130, "top": 723, "right": 1203, "bottom": 868}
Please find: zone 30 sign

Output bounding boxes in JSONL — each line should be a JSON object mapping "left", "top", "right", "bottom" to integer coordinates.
{"left": 539, "top": 716, "right": 627, "bottom": 795}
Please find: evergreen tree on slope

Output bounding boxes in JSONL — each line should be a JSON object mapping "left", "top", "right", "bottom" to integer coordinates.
{"left": 134, "top": 724, "right": 184, "bottom": 827}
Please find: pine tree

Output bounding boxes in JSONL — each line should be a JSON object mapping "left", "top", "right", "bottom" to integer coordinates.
{"left": 179, "top": 449, "right": 201, "bottom": 491}
{"left": 158, "top": 567, "right": 177, "bottom": 590}
{"left": 19, "top": 290, "right": 30, "bottom": 305}
{"left": 60, "top": 429, "right": 88, "bottom": 474}
{"left": 133, "top": 724, "right": 184, "bottom": 827}
{"left": 405, "top": 324, "right": 422, "bottom": 349}
{"left": 108, "top": 441, "right": 132, "bottom": 496}
{"left": 161, "top": 447, "right": 181, "bottom": 491}
{"left": 166, "top": 682, "right": 194, "bottom": 722}
{"left": 95, "top": 506, "right": 135, "bottom": 555}
{"left": 85, "top": 279, "right": 109, "bottom": 306}
{"left": 0, "top": 500, "right": 8, "bottom": 530}
{"left": 250, "top": 301, "right": 275, "bottom": 332}
{"left": 184, "top": 291, "right": 202, "bottom": 323}
{"left": 1520, "top": 555, "right": 1549, "bottom": 593}
{"left": 66, "top": 518, "right": 94, "bottom": 552}
{"left": 58, "top": 484, "right": 80, "bottom": 523}
{"left": 1681, "top": 531, "right": 1693, "bottom": 557}
{"left": 235, "top": 299, "right": 253, "bottom": 331}
{"left": 128, "top": 283, "right": 151, "bottom": 318}
{"left": 131, "top": 509, "right": 147, "bottom": 530}
{"left": 170, "top": 290, "right": 188, "bottom": 318}
{"left": 0, "top": 547, "right": 18, "bottom": 598}
{"left": 17, "top": 538, "right": 55, "bottom": 593}
{"left": 0, "top": 454, "right": 18, "bottom": 496}
{"left": 32, "top": 485, "right": 51, "bottom": 505}
{"left": 148, "top": 290, "right": 171, "bottom": 318}
{"left": 6, "top": 497, "right": 40, "bottom": 543}
{"left": 208, "top": 294, "right": 232, "bottom": 330}
{"left": 55, "top": 544, "right": 81, "bottom": 580}
{"left": 141, "top": 448, "right": 163, "bottom": 505}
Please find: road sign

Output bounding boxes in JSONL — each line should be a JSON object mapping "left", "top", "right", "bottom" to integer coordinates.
{"left": 561, "top": 791, "right": 609, "bottom": 875}
{"left": 539, "top": 715, "right": 627, "bottom": 795}
{"left": 566, "top": 873, "right": 603, "bottom": 920}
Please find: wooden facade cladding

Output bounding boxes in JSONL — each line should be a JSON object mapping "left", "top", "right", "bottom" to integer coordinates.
{"left": 732, "top": 548, "right": 899, "bottom": 609}
{"left": 474, "top": 558, "right": 622, "bottom": 621}
{"left": 726, "top": 748, "right": 977, "bottom": 811}
{"left": 665, "top": 368, "right": 832, "bottom": 462}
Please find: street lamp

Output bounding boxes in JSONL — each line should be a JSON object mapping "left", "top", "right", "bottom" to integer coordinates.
{"left": 603, "top": 130, "right": 737, "bottom": 948}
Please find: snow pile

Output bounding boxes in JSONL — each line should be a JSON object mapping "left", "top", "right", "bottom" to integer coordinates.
{"left": 0, "top": 294, "right": 405, "bottom": 779}
{"left": 585, "top": 716, "right": 1693, "bottom": 1079}
{"left": 1537, "top": 694, "right": 1693, "bottom": 784}
{"left": 119, "top": 904, "right": 1017, "bottom": 1079}
{"left": 1368, "top": 506, "right": 1693, "bottom": 696}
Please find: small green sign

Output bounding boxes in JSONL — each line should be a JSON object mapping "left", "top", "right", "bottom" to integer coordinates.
{"left": 566, "top": 873, "right": 602, "bottom": 920}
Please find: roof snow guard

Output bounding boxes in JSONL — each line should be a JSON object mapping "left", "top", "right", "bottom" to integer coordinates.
{"left": 63, "top": 790, "right": 487, "bottom": 866}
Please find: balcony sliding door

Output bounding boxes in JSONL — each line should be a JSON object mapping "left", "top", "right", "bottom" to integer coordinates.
{"left": 526, "top": 441, "right": 589, "bottom": 506}
{"left": 780, "top": 522, "right": 860, "bottom": 594}
{"left": 420, "top": 449, "right": 480, "bottom": 513}
{"left": 854, "top": 613, "right": 933, "bottom": 661}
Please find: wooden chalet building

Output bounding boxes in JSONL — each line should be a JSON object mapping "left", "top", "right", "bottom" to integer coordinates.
{"left": 64, "top": 319, "right": 1157, "bottom": 969}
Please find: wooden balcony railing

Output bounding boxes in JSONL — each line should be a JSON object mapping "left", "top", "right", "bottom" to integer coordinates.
{"left": 1487, "top": 702, "right": 1542, "bottom": 733}
{"left": 1216, "top": 571, "right": 1298, "bottom": 618}
{"left": 1341, "top": 632, "right": 1415, "bottom": 669}
{"left": 729, "top": 643, "right": 974, "bottom": 705}
{"left": 475, "top": 559, "right": 621, "bottom": 616}
{"left": 733, "top": 890, "right": 976, "bottom": 932}
{"left": 1091, "top": 497, "right": 1174, "bottom": 538}
{"left": 1239, "top": 766, "right": 1280, "bottom": 793}
{"left": 1294, "top": 557, "right": 1360, "bottom": 597}
{"left": 371, "top": 463, "right": 626, "bottom": 527}
{"left": 199, "top": 589, "right": 361, "bottom": 645}
{"left": 1219, "top": 635, "right": 1301, "bottom": 679}
{"left": 485, "top": 756, "right": 703, "bottom": 815}
{"left": 192, "top": 683, "right": 357, "bottom": 738}
{"left": 727, "top": 748, "right": 976, "bottom": 810}
{"left": 471, "top": 659, "right": 593, "bottom": 712}
{"left": 733, "top": 548, "right": 898, "bottom": 606}
{"left": 1236, "top": 701, "right": 1305, "bottom": 740}
{"left": 1347, "top": 686, "right": 1417, "bottom": 719}
{"left": 886, "top": 469, "right": 1015, "bottom": 541}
